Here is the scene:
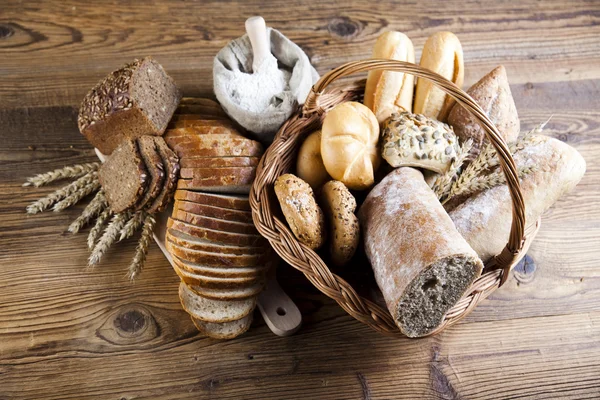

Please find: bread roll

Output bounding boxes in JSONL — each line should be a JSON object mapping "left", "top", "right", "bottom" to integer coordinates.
{"left": 414, "top": 32, "right": 464, "bottom": 121}
{"left": 364, "top": 31, "right": 416, "bottom": 123}
{"left": 450, "top": 135, "right": 586, "bottom": 263}
{"left": 321, "top": 102, "right": 381, "bottom": 190}
{"left": 447, "top": 66, "right": 520, "bottom": 159}
{"left": 358, "top": 167, "right": 483, "bottom": 337}
{"left": 296, "top": 130, "right": 330, "bottom": 190}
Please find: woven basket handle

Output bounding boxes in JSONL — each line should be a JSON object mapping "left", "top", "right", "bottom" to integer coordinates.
{"left": 303, "top": 59, "right": 526, "bottom": 284}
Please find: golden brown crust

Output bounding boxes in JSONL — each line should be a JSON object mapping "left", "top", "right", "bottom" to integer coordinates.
{"left": 296, "top": 130, "right": 330, "bottom": 190}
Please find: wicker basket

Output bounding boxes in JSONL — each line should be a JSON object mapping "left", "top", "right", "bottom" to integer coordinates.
{"left": 250, "top": 60, "right": 539, "bottom": 337}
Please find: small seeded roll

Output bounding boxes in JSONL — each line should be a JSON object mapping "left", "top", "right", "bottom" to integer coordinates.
{"left": 320, "top": 181, "right": 360, "bottom": 266}
{"left": 358, "top": 167, "right": 483, "bottom": 337}
{"left": 274, "top": 174, "right": 326, "bottom": 250}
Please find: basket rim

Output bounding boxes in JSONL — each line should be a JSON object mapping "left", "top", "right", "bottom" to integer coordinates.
{"left": 250, "top": 59, "right": 529, "bottom": 337}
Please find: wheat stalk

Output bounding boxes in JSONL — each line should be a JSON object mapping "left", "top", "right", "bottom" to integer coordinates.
{"left": 23, "top": 162, "right": 100, "bottom": 187}
{"left": 119, "top": 211, "right": 146, "bottom": 242}
{"left": 68, "top": 190, "right": 108, "bottom": 234}
{"left": 88, "top": 208, "right": 113, "bottom": 250}
{"left": 431, "top": 139, "right": 473, "bottom": 199}
{"left": 444, "top": 165, "right": 536, "bottom": 204}
{"left": 127, "top": 214, "right": 156, "bottom": 280}
{"left": 26, "top": 171, "right": 99, "bottom": 214}
{"left": 52, "top": 180, "right": 101, "bottom": 212}
{"left": 88, "top": 212, "right": 132, "bottom": 266}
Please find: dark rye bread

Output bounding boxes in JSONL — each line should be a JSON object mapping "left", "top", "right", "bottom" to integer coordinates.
{"left": 135, "top": 136, "right": 165, "bottom": 210}
{"left": 78, "top": 57, "right": 182, "bottom": 155}
{"left": 174, "top": 190, "right": 250, "bottom": 211}
{"left": 147, "top": 137, "right": 180, "bottom": 213}
{"left": 99, "top": 139, "right": 148, "bottom": 213}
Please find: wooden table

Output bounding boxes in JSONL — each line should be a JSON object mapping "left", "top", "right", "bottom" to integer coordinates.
{"left": 1, "top": 1, "right": 599, "bottom": 398}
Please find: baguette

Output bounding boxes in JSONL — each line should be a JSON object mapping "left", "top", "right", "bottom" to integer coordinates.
{"left": 364, "top": 31, "right": 415, "bottom": 122}
{"left": 414, "top": 32, "right": 464, "bottom": 121}
{"left": 450, "top": 135, "right": 586, "bottom": 263}
{"left": 358, "top": 167, "right": 483, "bottom": 337}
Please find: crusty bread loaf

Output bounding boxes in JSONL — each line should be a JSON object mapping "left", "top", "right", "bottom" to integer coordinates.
{"left": 78, "top": 57, "right": 181, "bottom": 155}
{"left": 296, "top": 130, "right": 330, "bottom": 190}
{"left": 414, "top": 32, "right": 464, "bottom": 121}
{"left": 191, "top": 313, "right": 253, "bottom": 340}
{"left": 321, "top": 102, "right": 381, "bottom": 190}
{"left": 364, "top": 31, "right": 415, "bottom": 122}
{"left": 450, "top": 135, "right": 586, "bottom": 263}
{"left": 174, "top": 190, "right": 250, "bottom": 211}
{"left": 447, "top": 66, "right": 520, "bottom": 159}
{"left": 358, "top": 167, "right": 483, "bottom": 337}
{"left": 98, "top": 138, "right": 148, "bottom": 213}
{"left": 167, "top": 218, "right": 266, "bottom": 247}
{"left": 178, "top": 282, "right": 255, "bottom": 323}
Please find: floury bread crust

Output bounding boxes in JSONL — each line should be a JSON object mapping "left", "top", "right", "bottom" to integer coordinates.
{"left": 450, "top": 135, "right": 586, "bottom": 263}
{"left": 78, "top": 57, "right": 181, "bottom": 155}
{"left": 358, "top": 167, "right": 483, "bottom": 337}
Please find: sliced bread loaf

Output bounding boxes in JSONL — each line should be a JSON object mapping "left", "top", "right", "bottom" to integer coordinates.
{"left": 168, "top": 118, "right": 239, "bottom": 130}
{"left": 179, "top": 156, "right": 259, "bottom": 169}
{"left": 135, "top": 136, "right": 165, "bottom": 210}
{"left": 78, "top": 57, "right": 181, "bottom": 155}
{"left": 179, "top": 166, "right": 256, "bottom": 180}
{"left": 172, "top": 254, "right": 269, "bottom": 278}
{"left": 166, "top": 239, "right": 268, "bottom": 267}
{"left": 174, "top": 190, "right": 250, "bottom": 211}
{"left": 188, "top": 280, "right": 266, "bottom": 300}
{"left": 171, "top": 209, "right": 258, "bottom": 235}
{"left": 173, "top": 200, "right": 253, "bottom": 222}
{"left": 99, "top": 138, "right": 148, "bottom": 213}
{"left": 165, "top": 132, "right": 263, "bottom": 159}
{"left": 147, "top": 136, "right": 180, "bottom": 213}
{"left": 191, "top": 313, "right": 253, "bottom": 340}
{"left": 167, "top": 218, "right": 266, "bottom": 247}
{"left": 179, "top": 282, "right": 255, "bottom": 323}
{"left": 173, "top": 263, "right": 264, "bottom": 289}
{"left": 167, "top": 229, "right": 265, "bottom": 255}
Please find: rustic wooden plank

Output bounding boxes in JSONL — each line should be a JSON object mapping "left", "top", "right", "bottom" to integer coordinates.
{"left": 0, "top": 0, "right": 599, "bottom": 108}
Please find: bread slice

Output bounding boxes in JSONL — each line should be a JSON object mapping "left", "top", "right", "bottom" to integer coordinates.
{"left": 167, "top": 228, "right": 265, "bottom": 255}
{"left": 135, "top": 136, "right": 165, "bottom": 210}
{"left": 166, "top": 238, "right": 268, "bottom": 267}
{"left": 179, "top": 166, "right": 256, "bottom": 180}
{"left": 179, "top": 156, "right": 259, "bottom": 169}
{"left": 179, "top": 282, "right": 255, "bottom": 322}
{"left": 165, "top": 126, "right": 240, "bottom": 137}
{"left": 172, "top": 262, "right": 264, "bottom": 289}
{"left": 167, "top": 218, "right": 266, "bottom": 247}
{"left": 176, "top": 178, "right": 253, "bottom": 194}
{"left": 174, "top": 190, "right": 250, "bottom": 211}
{"left": 191, "top": 313, "right": 253, "bottom": 339}
{"left": 147, "top": 136, "right": 180, "bottom": 213}
{"left": 173, "top": 200, "right": 253, "bottom": 222}
{"left": 78, "top": 57, "right": 181, "bottom": 155}
{"left": 165, "top": 132, "right": 264, "bottom": 159}
{"left": 99, "top": 138, "right": 148, "bottom": 213}
{"left": 172, "top": 254, "right": 269, "bottom": 278}
{"left": 175, "top": 103, "right": 228, "bottom": 118}
{"left": 169, "top": 118, "right": 239, "bottom": 130}
{"left": 188, "top": 280, "right": 265, "bottom": 300}
{"left": 171, "top": 209, "right": 258, "bottom": 235}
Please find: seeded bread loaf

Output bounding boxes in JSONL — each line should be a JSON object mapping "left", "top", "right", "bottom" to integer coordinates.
{"left": 178, "top": 282, "right": 256, "bottom": 323}
{"left": 358, "top": 167, "right": 484, "bottom": 337}
{"left": 174, "top": 190, "right": 250, "bottom": 211}
{"left": 98, "top": 139, "right": 148, "bottom": 213}
{"left": 135, "top": 136, "right": 165, "bottom": 210}
{"left": 147, "top": 136, "right": 180, "bottom": 213}
{"left": 191, "top": 313, "right": 253, "bottom": 340}
{"left": 78, "top": 57, "right": 181, "bottom": 155}
{"left": 450, "top": 135, "right": 586, "bottom": 263}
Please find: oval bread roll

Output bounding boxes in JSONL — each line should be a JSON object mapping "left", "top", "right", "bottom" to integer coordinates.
{"left": 296, "top": 130, "right": 331, "bottom": 190}
{"left": 321, "top": 102, "right": 381, "bottom": 190}
{"left": 414, "top": 32, "right": 464, "bottom": 121}
{"left": 364, "top": 31, "right": 416, "bottom": 122}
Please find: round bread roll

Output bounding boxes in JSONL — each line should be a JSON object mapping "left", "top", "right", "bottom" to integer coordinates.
{"left": 274, "top": 174, "right": 326, "bottom": 250}
{"left": 414, "top": 31, "right": 464, "bottom": 121}
{"left": 296, "top": 130, "right": 330, "bottom": 190}
{"left": 320, "top": 181, "right": 360, "bottom": 266}
{"left": 321, "top": 102, "right": 381, "bottom": 190}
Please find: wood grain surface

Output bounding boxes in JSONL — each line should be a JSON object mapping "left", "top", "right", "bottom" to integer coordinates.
{"left": 1, "top": 0, "right": 599, "bottom": 398}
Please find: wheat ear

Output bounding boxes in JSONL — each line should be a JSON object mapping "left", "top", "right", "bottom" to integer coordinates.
{"left": 68, "top": 190, "right": 108, "bottom": 234}
{"left": 88, "top": 208, "right": 113, "bottom": 250}
{"left": 52, "top": 180, "right": 101, "bottom": 212}
{"left": 431, "top": 139, "right": 473, "bottom": 200}
{"left": 26, "top": 171, "right": 98, "bottom": 214}
{"left": 23, "top": 162, "right": 100, "bottom": 187}
{"left": 119, "top": 211, "right": 146, "bottom": 242}
{"left": 88, "top": 212, "right": 132, "bottom": 266}
{"left": 127, "top": 214, "right": 156, "bottom": 280}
